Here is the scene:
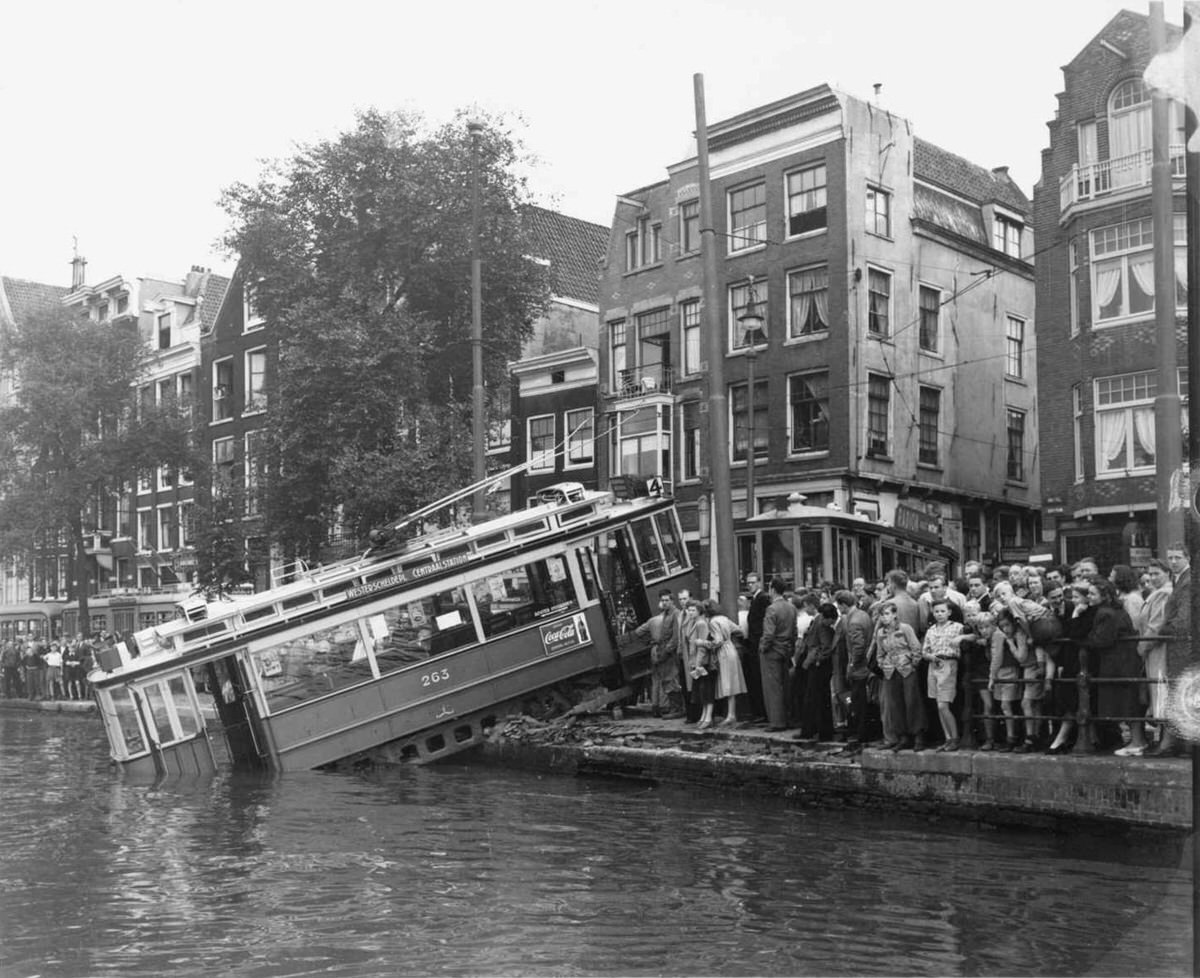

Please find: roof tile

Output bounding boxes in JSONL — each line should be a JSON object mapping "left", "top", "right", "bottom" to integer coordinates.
{"left": 523, "top": 205, "right": 608, "bottom": 307}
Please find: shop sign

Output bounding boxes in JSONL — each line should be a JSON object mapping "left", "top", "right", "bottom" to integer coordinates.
{"left": 894, "top": 503, "right": 940, "bottom": 541}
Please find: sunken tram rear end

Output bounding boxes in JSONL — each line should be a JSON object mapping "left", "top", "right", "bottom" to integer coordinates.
{"left": 87, "top": 483, "right": 696, "bottom": 777}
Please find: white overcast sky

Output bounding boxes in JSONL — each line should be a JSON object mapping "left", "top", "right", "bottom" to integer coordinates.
{"left": 0, "top": 0, "right": 1186, "bottom": 288}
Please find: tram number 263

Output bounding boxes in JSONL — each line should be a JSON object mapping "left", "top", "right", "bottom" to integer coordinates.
{"left": 421, "top": 668, "right": 451, "bottom": 688}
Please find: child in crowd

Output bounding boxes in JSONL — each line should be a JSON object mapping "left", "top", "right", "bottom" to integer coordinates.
{"left": 922, "top": 598, "right": 963, "bottom": 751}
{"left": 989, "top": 612, "right": 1026, "bottom": 751}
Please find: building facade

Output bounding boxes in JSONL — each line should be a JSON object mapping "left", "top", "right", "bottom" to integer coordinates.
{"left": 506, "top": 206, "right": 608, "bottom": 508}
{"left": 1034, "top": 9, "right": 1188, "bottom": 570}
{"left": 200, "top": 264, "right": 273, "bottom": 591}
{"left": 598, "top": 85, "right": 1040, "bottom": 586}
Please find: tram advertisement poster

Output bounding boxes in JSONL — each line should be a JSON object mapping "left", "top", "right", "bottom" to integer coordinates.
{"left": 539, "top": 613, "right": 591, "bottom": 656}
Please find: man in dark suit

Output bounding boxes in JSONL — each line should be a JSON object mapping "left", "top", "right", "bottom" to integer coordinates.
{"left": 743, "top": 573, "right": 770, "bottom": 723}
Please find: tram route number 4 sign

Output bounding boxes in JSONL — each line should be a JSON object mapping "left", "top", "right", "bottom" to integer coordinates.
{"left": 539, "top": 614, "right": 592, "bottom": 656}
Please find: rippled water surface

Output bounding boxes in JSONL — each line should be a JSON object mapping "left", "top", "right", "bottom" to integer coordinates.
{"left": 0, "top": 710, "right": 1191, "bottom": 977}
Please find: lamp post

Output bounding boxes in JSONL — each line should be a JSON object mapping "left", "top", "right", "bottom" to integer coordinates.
{"left": 737, "top": 276, "right": 765, "bottom": 520}
{"left": 468, "top": 119, "right": 487, "bottom": 521}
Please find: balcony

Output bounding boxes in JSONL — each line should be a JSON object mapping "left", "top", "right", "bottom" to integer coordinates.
{"left": 615, "top": 364, "right": 674, "bottom": 401}
{"left": 1059, "top": 145, "right": 1185, "bottom": 216}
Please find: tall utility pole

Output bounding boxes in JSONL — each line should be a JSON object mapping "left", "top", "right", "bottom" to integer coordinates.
{"left": 468, "top": 120, "right": 487, "bottom": 520}
{"left": 1181, "top": 7, "right": 1200, "bottom": 976}
{"left": 1151, "top": 1, "right": 1184, "bottom": 550}
{"left": 694, "top": 74, "right": 737, "bottom": 607}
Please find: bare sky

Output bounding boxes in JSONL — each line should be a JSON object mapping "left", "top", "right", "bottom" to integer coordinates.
{"left": 0, "top": 0, "right": 1184, "bottom": 289}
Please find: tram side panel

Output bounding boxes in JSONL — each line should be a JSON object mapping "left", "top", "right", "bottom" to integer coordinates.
{"left": 257, "top": 606, "right": 615, "bottom": 771}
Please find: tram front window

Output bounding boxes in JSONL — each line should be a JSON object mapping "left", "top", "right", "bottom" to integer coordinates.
{"left": 109, "top": 687, "right": 146, "bottom": 757}
{"left": 252, "top": 620, "right": 375, "bottom": 712}
{"left": 762, "top": 529, "right": 795, "bottom": 588}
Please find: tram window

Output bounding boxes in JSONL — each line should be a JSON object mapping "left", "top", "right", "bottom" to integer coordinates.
{"left": 469, "top": 557, "right": 579, "bottom": 638}
{"left": 629, "top": 518, "right": 665, "bottom": 580}
{"left": 109, "top": 687, "right": 147, "bottom": 757}
{"left": 737, "top": 535, "right": 759, "bottom": 586}
{"left": 373, "top": 586, "right": 481, "bottom": 675}
{"left": 799, "top": 530, "right": 824, "bottom": 589}
{"left": 474, "top": 533, "right": 508, "bottom": 551}
{"left": 168, "top": 675, "right": 200, "bottom": 737}
{"left": 575, "top": 548, "right": 599, "bottom": 602}
{"left": 142, "top": 683, "right": 176, "bottom": 745}
{"left": 762, "top": 529, "right": 795, "bottom": 588}
{"left": 251, "top": 620, "right": 375, "bottom": 713}
{"left": 514, "top": 519, "right": 548, "bottom": 538}
{"left": 654, "top": 511, "right": 687, "bottom": 572}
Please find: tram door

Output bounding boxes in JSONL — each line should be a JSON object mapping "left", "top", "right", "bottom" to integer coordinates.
{"left": 204, "top": 654, "right": 271, "bottom": 771}
{"left": 607, "top": 526, "right": 654, "bottom": 632}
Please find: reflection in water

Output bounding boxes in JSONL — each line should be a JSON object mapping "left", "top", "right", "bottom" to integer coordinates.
{"left": 0, "top": 710, "right": 1190, "bottom": 977}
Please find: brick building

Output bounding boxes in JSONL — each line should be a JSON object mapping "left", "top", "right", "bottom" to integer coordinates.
{"left": 598, "top": 85, "right": 1040, "bottom": 584}
{"left": 506, "top": 206, "right": 608, "bottom": 507}
{"left": 1034, "top": 9, "right": 1188, "bottom": 569}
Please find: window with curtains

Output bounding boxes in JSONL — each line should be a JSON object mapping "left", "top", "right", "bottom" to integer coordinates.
{"left": 1091, "top": 215, "right": 1187, "bottom": 325}
{"left": 788, "top": 372, "right": 829, "bottom": 454}
{"left": 681, "top": 300, "right": 701, "bottom": 375}
{"left": 1108, "top": 79, "right": 1150, "bottom": 162}
{"left": 1094, "top": 371, "right": 1155, "bottom": 475}
{"left": 787, "top": 265, "right": 828, "bottom": 337}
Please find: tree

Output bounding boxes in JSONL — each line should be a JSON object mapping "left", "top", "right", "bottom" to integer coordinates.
{"left": 0, "top": 306, "right": 197, "bottom": 627}
{"left": 220, "top": 108, "right": 550, "bottom": 562}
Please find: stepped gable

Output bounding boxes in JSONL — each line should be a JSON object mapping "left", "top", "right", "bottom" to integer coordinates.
{"left": 914, "top": 137, "right": 1030, "bottom": 213}
{"left": 0, "top": 276, "right": 70, "bottom": 326}
{"left": 523, "top": 205, "right": 609, "bottom": 307}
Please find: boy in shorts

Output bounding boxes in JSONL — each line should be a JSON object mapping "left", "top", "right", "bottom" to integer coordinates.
{"left": 922, "top": 598, "right": 964, "bottom": 751}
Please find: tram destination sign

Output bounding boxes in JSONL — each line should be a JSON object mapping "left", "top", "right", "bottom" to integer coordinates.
{"left": 540, "top": 613, "right": 592, "bottom": 656}
{"left": 893, "top": 503, "right": 941, "bottom": 542}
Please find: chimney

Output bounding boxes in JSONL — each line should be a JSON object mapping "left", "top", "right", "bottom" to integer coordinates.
{"left": 991, "top": 166, "right": 1010, "bottom": 180}
{"left": 70, "top": 239, "right": 87, "bottom": 290}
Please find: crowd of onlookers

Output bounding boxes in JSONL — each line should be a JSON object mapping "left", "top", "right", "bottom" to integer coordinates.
{"left": 634, "top": 546, "right": 1191, "bottom": 758}
{"left": 0, "top": 633, "right": 117, "bottom": 702}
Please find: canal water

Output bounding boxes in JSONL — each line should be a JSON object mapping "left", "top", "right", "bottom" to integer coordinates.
{"left": 0, "top": 710, "right": 1191, "bottom": 978}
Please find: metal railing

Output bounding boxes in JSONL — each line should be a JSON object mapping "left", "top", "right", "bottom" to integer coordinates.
{"left": 957, "top": 634, "right": 1188, "bottom": 754}
{"left": 616, "top": 364, "right": 674, "bottom": 399}
{"left": 1059, "top": 144, "right": 1186, "bottom": 212}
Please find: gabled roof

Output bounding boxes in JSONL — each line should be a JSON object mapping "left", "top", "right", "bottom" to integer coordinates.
{"left": 523, "top": 205, "right": 608, "bottom": 307}
{"left": 194, "top": 272, "right": 231, "bottom": 332}
{"left": 914, "top": 138, "right": 1030, "bottom": 214}
{"left": 0, "top": 276, "right": 70, "bottom": 328}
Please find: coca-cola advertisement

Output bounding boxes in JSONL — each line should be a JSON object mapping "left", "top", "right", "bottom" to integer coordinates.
{"left": 539, "top": 613, "right": 591, "bottom": 656}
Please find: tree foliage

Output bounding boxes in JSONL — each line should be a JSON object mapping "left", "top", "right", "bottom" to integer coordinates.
{"left": 0, "top": 306, "right": 198, "bottom": 622}
{"left": 220, "top": 108, "right": 550, "bottom": 561}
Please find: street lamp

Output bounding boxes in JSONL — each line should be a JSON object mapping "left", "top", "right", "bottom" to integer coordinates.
{"left": 737, "top": 275, "right": 765, "bottom": 519}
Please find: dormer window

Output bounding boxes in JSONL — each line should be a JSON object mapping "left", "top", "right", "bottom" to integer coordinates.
{"left": 993, "top": 215, "right": 1022, "bottom": 258}
{"left": 157, "top": 311, "right": 172, "bottom": 349}
{"left": 115, "top": 295, "right": 129, "bottom": 316}
{"left": 97, "top": 301, "right": 109, "bottom": 322}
